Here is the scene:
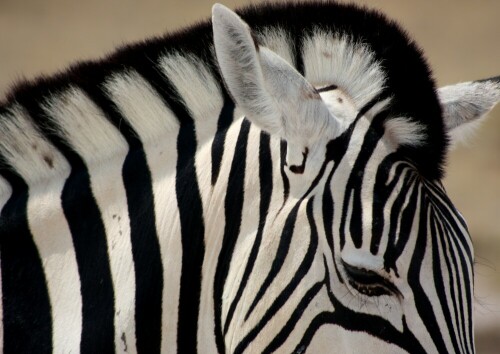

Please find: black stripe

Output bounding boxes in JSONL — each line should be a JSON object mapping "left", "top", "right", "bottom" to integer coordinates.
{"left": 383, "top": 173, "right": 418, "bottom": 274}
{"left": 175, "top": 105, "right": 205, "bottom": 354}
{"left": 214, "top": 119, "right": 251, "bottom": 354}
{"left": 457, "top": 239, "right": 474, "bottom": 353}
{"left": 262, "top": 282, "right": 323, "bottom": 353}
{"left": 300, "top": 159, "right": 329, "bottom": 199}
{"left": 79, "top": 77, "right": 164, "bottom": 354}
{"left": 223, "top": 131, "right": 273, "bottom": 334}
{"left": 211, "top": 97, "right": 235, "bottom": 186}
{"left": 327, "top": 92, "right": 388, "bottom": 250}
{"left": 122, "top": 148, "right": 163, "bottom": 353}
{"left": 340, "top": 110, "right": 388, "bottom": 249}
{"left": 407, "top": 193, "right": 451, "bottom": 354}
{"left": 424, "top": 182, "right": 468, "bottom": 230}
{"left": 447, "top": 221, "right": 474, "bottom": 352}
{"left": 371, "top": 157, "right": 410, "bottom": 255}
{"left": 432, "top": 213, "right": 467, "bottom": 353}
{"left": 236, "top": 197, "right": 318, "bottom": 354}
{"left": 293, "top": 310, "right": 427, "bottom": 354}
{"left": 280, "top": 140, "right": 290, "bottom": 205}
{"left": 316, "top": 84, "right": 338, "bottom": 93}
{"left": 392, "top": 178, "right": 419, "bottom": 255}
{"left": 0, "top": 172, "right": 52, "bottom": 354}
{"left": 118, "top": 51, "right": 205, "bottom": 353}
{"left": 17, "top": 97, "right": 116, "bottom": 353}
{"left": 424, "top": 182, "right": 472, "bottom": 261}
{"left": 322, "top": 167, "right": 344, "bottom": 283}
{"left": 290, "top": 257, "right": 427, "bottom": 354}
{"left": 61, "top": 158, "right": 115, "bottom": 353}
{"left": 244, "top": 200, "right": 301, "bottom": 320}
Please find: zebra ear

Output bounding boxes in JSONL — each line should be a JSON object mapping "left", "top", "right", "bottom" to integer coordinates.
{"left": 212, "top": 4, "right": 338, "bottom": 155}
{"left": 438, "top": 77, "right": 500, "bottom": 147}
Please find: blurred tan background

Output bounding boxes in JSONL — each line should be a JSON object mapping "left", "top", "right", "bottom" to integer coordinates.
{"left": 1, "top": 0, "right": 499, "bottom": 351}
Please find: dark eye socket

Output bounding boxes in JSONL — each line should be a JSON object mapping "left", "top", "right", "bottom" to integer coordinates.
{"left": 342, "top": 261, "right": 401, "bottom": 298}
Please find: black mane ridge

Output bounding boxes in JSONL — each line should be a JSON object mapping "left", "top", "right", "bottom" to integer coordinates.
{"left": 0, "top": 1, "right": 446, "bottom": 180}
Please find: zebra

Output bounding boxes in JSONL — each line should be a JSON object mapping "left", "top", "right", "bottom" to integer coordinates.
{"left": 0, "top": 1, "right": 498, "bottom": 353}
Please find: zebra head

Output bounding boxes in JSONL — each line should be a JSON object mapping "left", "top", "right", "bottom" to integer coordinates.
{"left": 212, "top": 4, "right": 500, "bottom": 353}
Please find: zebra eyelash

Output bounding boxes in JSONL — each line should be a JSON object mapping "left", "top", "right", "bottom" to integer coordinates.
{"left": 342, "top": 261, "right": 402, "bottom": 298}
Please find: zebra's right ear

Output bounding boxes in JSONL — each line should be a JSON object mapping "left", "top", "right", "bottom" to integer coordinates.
{"left": 212, "top": 4, "right": 339, "bottom": 156}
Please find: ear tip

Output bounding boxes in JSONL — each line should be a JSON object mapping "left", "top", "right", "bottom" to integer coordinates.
{"left": 490, "top": 75, "right": 500, "bottom": 84}
{"left": 212, "top": 3, "right": 236, "bottom": 23}
{"left": 212, "top": 3, "right": 225, "bottom": 15}
{"left": 477, "top": 75, "right": 500, "bottom": 89}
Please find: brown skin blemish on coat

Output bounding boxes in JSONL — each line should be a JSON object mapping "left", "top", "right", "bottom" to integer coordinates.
{"left": 42, "top": 155, "right": 54, "bottom": 168}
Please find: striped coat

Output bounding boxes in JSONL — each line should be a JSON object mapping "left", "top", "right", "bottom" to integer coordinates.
{"left": 0, "top": 2, "right": 499, "bottom": 353}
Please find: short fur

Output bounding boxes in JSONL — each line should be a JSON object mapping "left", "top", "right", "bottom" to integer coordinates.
{"left": 1, "top": 0, "right": 445, "bottom": 179}
{"left": 0, "top": 1, "right": 498, "bottom": 353}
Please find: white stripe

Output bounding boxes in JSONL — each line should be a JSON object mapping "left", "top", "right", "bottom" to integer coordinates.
{"left": 222, "top": 123, "right": 260, "bottom": 326}
{"left": 89, "top": 160, "right": 137, "bottom": 354}
{"left": 105, "top": 70, "right": 180, "bottom": 144}
{"left": 104, "top": 71, "right": 181, "bottom": 353}
{"left": 160, "top": 55, "right": 233, "bottom": 352}
{"left": 197, "top": 116, "right": 244, "bottom": 352}
{"left": 376, "top": 164, "right": 412, "bottom": 256}
{"left": 43, "top": 90, "right": 137, "bottom": 353}
{"left": 0, "top": 106, "right": 82, "bottom": 353}
{"left": 159, "top": 53, "right": 223, "bottom": 127}
{"left": 160, "top": 55, "right": 227, "bottom": 353}
{"left": 159, "top": 52, "right": 224, "bottom": 202}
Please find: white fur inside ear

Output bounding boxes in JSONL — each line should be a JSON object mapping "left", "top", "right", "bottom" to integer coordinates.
{"left": 384, "top": 117, "right": 427, "bottom": 147}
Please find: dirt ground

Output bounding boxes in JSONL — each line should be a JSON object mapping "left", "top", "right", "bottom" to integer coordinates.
{"left": 1, "top": 0, "right": 499, "bottom": 352}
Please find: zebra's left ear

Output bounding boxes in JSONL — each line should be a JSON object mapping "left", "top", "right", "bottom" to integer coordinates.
{"left": 212, "top": 4, "right": 339, "bottom": 171}
{"left": 438, "top": 77, "right": 500, "bottom": 148}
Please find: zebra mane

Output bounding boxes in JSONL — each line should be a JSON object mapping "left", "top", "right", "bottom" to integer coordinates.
{"left": 0, "top": 1, "right": 447, "bottom": 185}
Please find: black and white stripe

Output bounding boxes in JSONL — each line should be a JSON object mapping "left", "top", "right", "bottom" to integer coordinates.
{"left": 1, "top": 2, "right": 498, "bottom": 353}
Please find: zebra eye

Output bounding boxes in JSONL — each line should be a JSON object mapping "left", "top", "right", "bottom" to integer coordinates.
{"left": 342, "top": 262, "right": 400, "bottom": 297}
